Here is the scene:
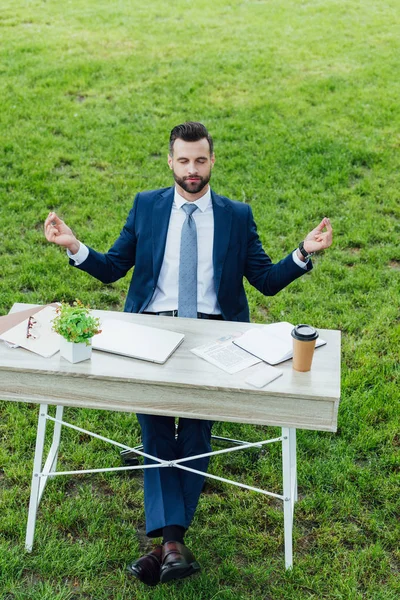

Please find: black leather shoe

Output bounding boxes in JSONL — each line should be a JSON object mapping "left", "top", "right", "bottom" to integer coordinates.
{"left": 160, "top": 541, "right": 201, "bottom": 583}
{"left": 127, "top": 545, "right": 163, "bottom": 586}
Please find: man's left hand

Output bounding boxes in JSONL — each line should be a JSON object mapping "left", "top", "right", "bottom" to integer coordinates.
{"left": 300, "top": 217, "right": 333, "bottom": 258}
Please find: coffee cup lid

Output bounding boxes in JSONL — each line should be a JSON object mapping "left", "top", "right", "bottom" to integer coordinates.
{"left": 291, "top": 324, "right": 319, "bottom": 341}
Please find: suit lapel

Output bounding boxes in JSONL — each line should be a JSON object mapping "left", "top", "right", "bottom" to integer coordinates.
{"left": 212, "top": 191, "right": 232, "bottom": 295}
{"left": 152, "top": 187, "right": 174, "bottom": 282}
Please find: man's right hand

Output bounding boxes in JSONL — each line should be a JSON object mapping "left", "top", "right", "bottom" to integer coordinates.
{"left": 44, "top": 212, "right": 80, "bottom": 255}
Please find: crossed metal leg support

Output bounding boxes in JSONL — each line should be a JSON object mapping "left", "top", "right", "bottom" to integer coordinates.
{"left": 120, "top": 433, "right": 264, "bottom": 463}
{"left": 26, "top": 404, "right": 297, "bottom": 569}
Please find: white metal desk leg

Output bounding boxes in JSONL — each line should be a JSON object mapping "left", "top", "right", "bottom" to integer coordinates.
{"left": 50, "top": 405, "right": 64, "bottom": 473}
{"left": 289, "top": 428, "right": 298, "bottom": 503}
{"left": 282, "top": 427, "right": 293, "bottom": 569}
{"left": 25, "top": 404, "right": 48, "bottom": 552}
{"left": 38, "top": 405, "right": 64, "bottom": 504}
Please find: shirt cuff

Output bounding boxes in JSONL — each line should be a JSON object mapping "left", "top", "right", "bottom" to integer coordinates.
{"left": 292, "top": 249, "right": 309, "bottom": 270}
{"left": 67, "top": 242, "right": 89, "bottom": 265}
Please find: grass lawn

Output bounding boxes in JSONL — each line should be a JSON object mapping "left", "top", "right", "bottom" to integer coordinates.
{"left": 0, "top": 0, "right": 399, "bottom": 598}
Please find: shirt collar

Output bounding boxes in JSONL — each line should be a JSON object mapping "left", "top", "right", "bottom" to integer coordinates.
{"left": 174, "top": 186, "right": 212, "bottom": 213}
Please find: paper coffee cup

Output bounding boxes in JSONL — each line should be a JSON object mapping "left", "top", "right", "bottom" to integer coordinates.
{"left": 291, "top": 324, "right": 319, "bottom": 372}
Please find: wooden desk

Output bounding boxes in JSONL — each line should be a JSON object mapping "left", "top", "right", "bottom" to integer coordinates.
{"left": 0, "top": 304, "right": 341, "bottom": 568}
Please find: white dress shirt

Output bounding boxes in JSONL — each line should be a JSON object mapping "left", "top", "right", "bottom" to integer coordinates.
{"left": 146, "top": 187, "right": 220, "bottom": 314}
{"left": 68, "top": 187, "right": 308, "bottom": 313}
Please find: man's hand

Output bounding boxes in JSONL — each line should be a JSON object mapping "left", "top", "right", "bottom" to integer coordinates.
{"left": 44, "top": 212, "right": 80, "bottom": 255}
{"left": 297, "top": 217, "right": 333, "bottom": 261}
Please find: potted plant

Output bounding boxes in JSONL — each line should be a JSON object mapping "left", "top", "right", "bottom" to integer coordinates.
{"left": 52, "top": 300, "right": 101, "bottom": 364}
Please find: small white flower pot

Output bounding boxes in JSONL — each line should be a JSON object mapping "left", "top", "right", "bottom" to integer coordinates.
{"left": 60, "top": 338, "right": 92, "bottom": 364}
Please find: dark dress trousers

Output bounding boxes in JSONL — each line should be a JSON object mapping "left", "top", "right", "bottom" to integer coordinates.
{"left": 71, "top": 186, "right": 312, "bottom": 536}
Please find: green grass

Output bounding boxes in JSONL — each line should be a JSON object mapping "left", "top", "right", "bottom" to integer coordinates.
{"left": 0, "top": 0, "right": 399, "bottom": 598}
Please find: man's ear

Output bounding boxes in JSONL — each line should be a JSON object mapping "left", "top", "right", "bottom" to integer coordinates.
{"left": 211, "top": 153, "right": 215, "bottom": 168}
{"left": 167, "top": 154, "right": 173, "bottom": 170}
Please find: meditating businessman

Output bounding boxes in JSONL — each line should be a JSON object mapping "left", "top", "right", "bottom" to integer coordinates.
{"left": 44, "top": 121, "right": 333, "bottom": 586}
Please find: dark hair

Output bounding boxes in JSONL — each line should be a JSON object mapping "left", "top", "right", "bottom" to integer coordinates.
{"left": 169, "top": 122, "right": 214, "bottom": 155}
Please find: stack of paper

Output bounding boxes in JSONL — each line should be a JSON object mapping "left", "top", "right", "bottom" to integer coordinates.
{"left": 191, "top": 335, "right": 261, "bottom": 374}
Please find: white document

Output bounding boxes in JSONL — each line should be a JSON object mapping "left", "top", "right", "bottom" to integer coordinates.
{"left": 191, "top": 335, "right": 261, "bottom": 374}
{"left": 233, "top": 321, "right": 326, "bottom": 365}
{"left": 245, "top": 364, "right": 283, "bottom": 388}
{"left": 92, "top": 319, "right": 185, "bottom": 364}
{"left": 0, "top": 306, "right": 60, "bottom": 358}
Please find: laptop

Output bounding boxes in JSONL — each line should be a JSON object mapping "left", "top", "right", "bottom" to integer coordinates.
{"left": 92, "top": 319, "right": 185, "bottom": 364}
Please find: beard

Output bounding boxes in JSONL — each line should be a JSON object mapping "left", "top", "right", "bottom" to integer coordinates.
{"left": 173, "top": 170, "right": 212, "bottom": 195}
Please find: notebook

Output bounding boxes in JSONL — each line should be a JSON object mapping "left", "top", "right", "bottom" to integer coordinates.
{"left": 92, "top": 319, "right": 185, "bottom": 364}
{"left": 0, "top": 306, "right": 60, "bottom": 358}
{"left": 233, "top": 321, "right": 326, "bottom": 366}
{"left": 0, "top": 303, "right": 57, "bottom": 335}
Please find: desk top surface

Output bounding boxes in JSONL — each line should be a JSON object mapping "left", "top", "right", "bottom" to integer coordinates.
{"left": 0, "top": 304, "right": 341, "bottom": 402}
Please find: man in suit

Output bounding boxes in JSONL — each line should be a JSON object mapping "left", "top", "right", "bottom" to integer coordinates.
{"left": 44, "top": 121, "right": 332, "bottom": 586}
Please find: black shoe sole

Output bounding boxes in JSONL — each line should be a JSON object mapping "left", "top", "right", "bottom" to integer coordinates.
{"left": 127, "top": 564, "right": 160, "bottom": 587}
{"left": 160, "top": 562, "right": 201, "bottom": 584}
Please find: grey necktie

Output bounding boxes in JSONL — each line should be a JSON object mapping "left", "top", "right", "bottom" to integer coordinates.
{"left": 178, "top": 203, "right": 198, "bottom": 318}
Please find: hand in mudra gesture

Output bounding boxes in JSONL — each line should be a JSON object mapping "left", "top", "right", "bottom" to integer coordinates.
{"left": 303, "top": 217, "right": 333, "bottom": 255}
{"left": 44, "top": 212, "right": 80, "bottom": 254}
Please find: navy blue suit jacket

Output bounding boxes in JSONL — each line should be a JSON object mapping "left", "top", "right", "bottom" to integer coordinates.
{"left": 71, "top": 187, "right": 312, "bottom": 322}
